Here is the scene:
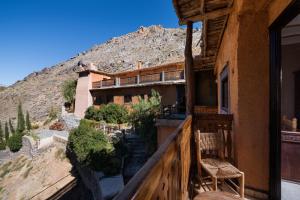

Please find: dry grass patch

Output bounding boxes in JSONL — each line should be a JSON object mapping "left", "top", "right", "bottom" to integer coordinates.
{"left": 55, "top": 148, "right": 66, "bottom": 161}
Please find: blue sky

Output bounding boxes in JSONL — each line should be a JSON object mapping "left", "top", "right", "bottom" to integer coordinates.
{"left": 0, "top": 0, "right": 181, "bottom": 86}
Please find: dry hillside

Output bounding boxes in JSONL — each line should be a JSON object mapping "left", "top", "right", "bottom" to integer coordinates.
{"left": 0, "top": 25, "right": 201, "bottom": 123}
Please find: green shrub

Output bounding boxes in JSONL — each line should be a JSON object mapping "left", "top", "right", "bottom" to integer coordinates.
{"left": 0, "top": 141, "right": 6, "bottom": 150}
{"left": 62, "top": 80, "right": 77, "bottom": 112}
{"left": 101, "top": 103, "right": 128, "bottom": 124}
{"left": 7, "top": 133, "right": 22, "bottom": 152}
{"left": 68, "top": 120, "right": 121, "bottom": 174}
{"left": 84, "top": 106, "right": 103, "bottom": 121}
{"left": 85, "top": 104, "right": 128, "bottom": 125}
{"left": 79, "top": 119, "right": 100, "bottom": 129}
{"left": 130, "top": 90, "right": 161, "bottom": 155}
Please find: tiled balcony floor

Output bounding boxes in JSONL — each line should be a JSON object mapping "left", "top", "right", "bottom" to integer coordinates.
{"left": 282, "top": 180, "right": 300, "bottom": 200}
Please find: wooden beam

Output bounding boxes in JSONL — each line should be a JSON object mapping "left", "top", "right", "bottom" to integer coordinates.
{"left": 185, "top": 21, "right": 195, "bottom": 115}
{"left": 202, "top": 20, "right": 207, "bottom": 57}
{"left": 179, "top": 7, "right": 232, "bottom": 24}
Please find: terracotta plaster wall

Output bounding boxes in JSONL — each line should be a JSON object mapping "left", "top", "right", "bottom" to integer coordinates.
{"left": 74, "top": 72, "right": 93, "bottom": 118}
{"left": 91, "top": 85, "right": 180, "bottom": 107}
{"left": 214, "top": 0, "right": 291, "bottom": 192}
{"left": 235, "top": 11, "right": 270, "bottom": 192}
{"left": 90, "top": 72, "right": 110, "bottom": 83}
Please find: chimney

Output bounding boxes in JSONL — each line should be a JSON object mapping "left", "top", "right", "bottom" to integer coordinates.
{"left": 137, "top": 61, "right": 142, "bottom": 70}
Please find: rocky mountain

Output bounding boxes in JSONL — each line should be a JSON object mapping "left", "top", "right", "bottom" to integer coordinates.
{"left": 0, "top": 85, "right": 6, "bottom": 92}
{"left": 0, "top": 25, "right": 201, "bottom": 123}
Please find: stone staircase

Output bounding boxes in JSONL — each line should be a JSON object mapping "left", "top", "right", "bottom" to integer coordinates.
{"left": 123, "top": 134, "right": 147, "bottom": 183}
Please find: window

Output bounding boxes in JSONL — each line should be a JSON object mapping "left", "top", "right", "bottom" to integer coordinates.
{"left": 124, "top": 95, "right": 132, "bottom": 103}
{"left": 107, "top": 95, "right": 113, "bottom": 103}
{"left": 94, "top": 96, "right": 103, "bottom": 105}
{"left": 220, "top": 66, "right": 229, "bottom": 113}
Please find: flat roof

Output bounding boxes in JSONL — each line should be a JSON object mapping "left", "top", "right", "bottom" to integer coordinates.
{"left": 77, "top": 61, "right": 184, "bottom": 76}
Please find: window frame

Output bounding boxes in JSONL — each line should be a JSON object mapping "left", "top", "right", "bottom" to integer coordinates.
{"left": 220, "top": 65, "right": 230, "bottom": 113}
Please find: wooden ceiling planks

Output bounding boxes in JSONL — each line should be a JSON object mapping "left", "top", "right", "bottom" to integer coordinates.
{"left": 173, "top": 0, "right": 233, "bottom": 71}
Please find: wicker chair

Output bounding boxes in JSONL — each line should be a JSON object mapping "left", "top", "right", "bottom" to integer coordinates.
{"left": 195, "top": 130, "right": 244, "bottom": 197}
{"left": 194, "top": 114, "right": 244, "bottom": 198}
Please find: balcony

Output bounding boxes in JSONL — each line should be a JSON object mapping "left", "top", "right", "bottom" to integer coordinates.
{"left": 92, "top": 70, "right": 185, "bottom": 89}
{"left": 114, "top": 114, "right": 251, "bottom": 200}
{"left": 120, "top": 76, "right": 138, "bottom": 86}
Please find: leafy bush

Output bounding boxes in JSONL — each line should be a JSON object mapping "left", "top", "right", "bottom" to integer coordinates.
{"left": 62, "top": 80, "right": 77, "bottom": 112}
{"left": 7, "top": 133, "right": 22, "bottom": 152}
{"left": 0, "top": 141, "right": 6, "bottom": 150}
{"left": 84, "top": 106, "right": 103, "bottom": 121}
{"left": 130, "top": 90, "right": 161, "bottom": 155}
{"left": 84, "top": 104, "right": 128, "bottom": 125}
{"left": 101, "top": 103, "right": 128, "bottom": 124}
{"left": 62, "top": 80, "right": 77, "bottom": 104}
{"left": 68, "top": 120, "right": 122, "bottom": 175}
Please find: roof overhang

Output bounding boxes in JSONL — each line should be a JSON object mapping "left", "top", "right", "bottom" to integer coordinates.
{"left": 173, "top": 0, "right": 233, "bottom": 70}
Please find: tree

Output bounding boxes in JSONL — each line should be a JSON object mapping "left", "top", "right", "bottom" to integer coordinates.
{"left": 5, "top": 122, "right": 9, "bottom": 142}
{"left": 62, "top": 80, "right": 77, "bottom": 111}
{"left": 26, "top": 111, "right": 31, "bottom": 130}
{"left": 130, "top": 90, "right": 161, "bottom": 155}
{"left": 0, "top": 121, "right": 3, "bottom": 141}
{"left": 17, "top": 102, "right": 25, "bottom": 133}
{"left": 0, "top": 122, "right": 5, "bottom": 150}
{"left": 68, "top": 120, "right": 122, "bottom": 174}
{"left": 9, "top": 118, "right": 15, "bottom": 135}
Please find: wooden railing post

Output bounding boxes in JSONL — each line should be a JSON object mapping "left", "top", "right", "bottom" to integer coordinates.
{"left": 185, "top": 21, "right": 195, "bottom": 115}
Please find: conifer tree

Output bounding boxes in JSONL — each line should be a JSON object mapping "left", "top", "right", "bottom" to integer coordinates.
{"left": 9, "top": 118, "right": 15, "bottom": 134}
{"left": 0, "top": 121, "right": 3, "bottom": 141}
{"left": 26, "top": 111, "right": 31, "bottom": 130}
{"left": 17, "top": 102, "right": 25, "bottom": 133}
{"left": 5, "top": 122, "right": 9, "bottom": 141}
{"left": 0, "top": 122, "right": 5, "bottom": 150}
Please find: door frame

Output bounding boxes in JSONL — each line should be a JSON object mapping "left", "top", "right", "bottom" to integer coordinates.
{"left": 269, "top": 0, "right": 300, "bottom": 199}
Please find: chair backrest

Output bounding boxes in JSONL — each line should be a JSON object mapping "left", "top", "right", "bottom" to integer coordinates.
{"left": 195, "top": 130, "right": 225, "bottom": 160}
{"left": 194, "top": 113, "right": 233, "bottom": 161}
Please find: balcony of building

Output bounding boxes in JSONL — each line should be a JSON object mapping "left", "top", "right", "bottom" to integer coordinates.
{"left": 114, "top": 113, "right": 256, "bottom": 200}
{"left": 91, "top": 69, "right": 185, "bottom": 90}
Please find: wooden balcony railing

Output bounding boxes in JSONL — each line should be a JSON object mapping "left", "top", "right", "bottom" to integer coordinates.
{"left": 165, "top": 70, "right": 184, "bottom": 81}
{"left": 92, "top": 81, "right": 102, "bottom": 89}
{"left": 114, "top": 115, "right": 192, "bottom": 200}
{"left": 140, "top": 73, "right": 161, "bottom": 83}
{"left": 102, "top": 79, "right": 115, "bottom": 87}
{"left": 120, "top": 76, "right": 137, "bottom": 86}
{"left": 92, "top": 70, "right": 185, "bottom": 89}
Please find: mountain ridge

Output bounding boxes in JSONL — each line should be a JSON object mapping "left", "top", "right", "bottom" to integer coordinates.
{"left": 0, "top": 25, "right": 201, "bottom": 123}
